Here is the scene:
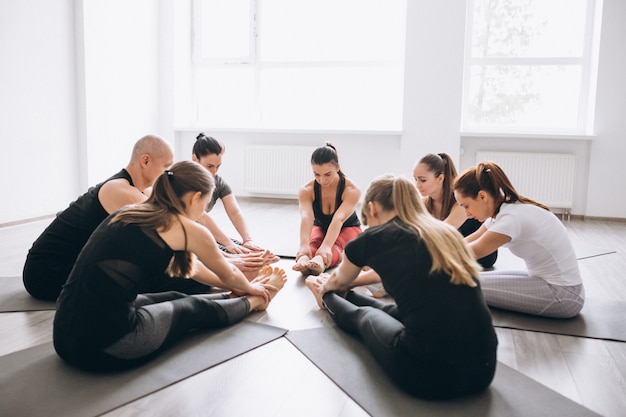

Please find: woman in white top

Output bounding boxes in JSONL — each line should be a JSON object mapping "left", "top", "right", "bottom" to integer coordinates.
{"left": 453, "top": 161, "right": 584, "bottom": 318}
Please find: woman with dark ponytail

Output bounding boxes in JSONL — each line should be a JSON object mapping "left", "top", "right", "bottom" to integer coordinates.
{"left": 192, "top": 133, "right": 272, "bottom": 255}
{"left": 53, "top": 161, "right": 287, "bottom": 371}
{"left": 414, "top": 153, "right": 497, "bottom": 269}
{"left": 294, "top": 142, "right": 362, "bottom": 275}
{"left": 453, "top": 161, "right": 584, "bottom": 318}
{"left": 192, "top": 133, "right": 279, "bottom": 276}
{"left": 306, "top": 174, "right": 497, "bottom": 399}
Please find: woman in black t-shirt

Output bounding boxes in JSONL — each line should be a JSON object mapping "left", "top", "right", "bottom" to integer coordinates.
{"left": 306, "top": 174, "right": 497, "bottom": 399}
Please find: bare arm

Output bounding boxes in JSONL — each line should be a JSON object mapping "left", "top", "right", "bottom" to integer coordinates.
{"left": 465, "top": 223, "right": 488, "bottom": 243}
{"left": 99, "top": 178, "right": 147, "bottom": 214}
{"left": 468, "top": 230, "right": 510, "bottom": 259}
{"left": 221, "top": 194, "right": 262, "bottom": 251}
{"left": 443, "top": 203, "right": 469, "bottom": 230}
{"left": 349, "top": 268, "right": 382, "bottom": 288}
{"left": 160, "top": 217, "right": 267, "bottom": 297}
{"left": 320, "top": 254, "right": 362, "bottom": 293}
{"left": 196, "top": 211, "right": 246, "bottom": 254}
{"left": 296, "top": 183, "right": 315, "bottom": 261}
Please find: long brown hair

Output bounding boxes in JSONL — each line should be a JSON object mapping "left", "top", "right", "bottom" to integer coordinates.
{"left": 454, "top": 161, "right": 550, "bottom": 217}
{"left": 364, "top": 174, "right": 480, "bottom": 286}
{"left": 418, "top": 152, "right": 458, "bottom": 220}
{"left": 111, "top": 161, "right": 215, "bottom": 277}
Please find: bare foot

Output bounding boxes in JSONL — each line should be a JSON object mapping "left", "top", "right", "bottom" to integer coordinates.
{"left": 293, "top": 255, "right": 311, "bottom": 273}
{"left": 367, "top": 283, "right": 387, "bottom": 298}
{"left": 306, "top": 255, "right": 325, "bottom": 276}
{"left": 305, "top": 275, "right": 328, "bottom": 310}
{"left": 261, "top": 250, "right": 280, "bottom": 265}
{"left": 255, "top": 267, "right": 288, "bottom": 311}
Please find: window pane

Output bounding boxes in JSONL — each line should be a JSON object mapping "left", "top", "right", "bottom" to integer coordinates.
{"left": 471, "top": 0, "right": 587, "bottom": 58}
{"left": 466, "top": 65, "right": 581, "bottom": 130}
{"left": 260, "top": 0, "right": 406, "bottom": 62}
{"left": 195, "top": 68, "right": 257, "bottom": 127}
{"left": 259, "top": 66, "right": 403, "bottom": 130}
{"left": 197, "top": 0, "right": 250, "bottom": 61}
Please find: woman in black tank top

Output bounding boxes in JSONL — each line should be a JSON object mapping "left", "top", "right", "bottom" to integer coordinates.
{"left": 293, "top": 143, "right": 362, "bottom": 276}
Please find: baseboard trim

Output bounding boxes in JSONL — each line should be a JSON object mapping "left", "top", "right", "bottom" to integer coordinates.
{"left": 0, "top": 214, "right": 56, "bottom": 229}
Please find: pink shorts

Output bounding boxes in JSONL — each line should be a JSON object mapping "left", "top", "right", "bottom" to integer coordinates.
{"left": 308, "top": 225, "right": 362, "bottom": 268}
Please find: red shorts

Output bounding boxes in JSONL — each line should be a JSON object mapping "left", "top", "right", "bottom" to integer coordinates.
{"left": 308, "top": 225, "right": 362, "bottom": 268}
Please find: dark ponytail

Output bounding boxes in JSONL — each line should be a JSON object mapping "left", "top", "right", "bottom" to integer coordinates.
{"left": 454, "top": 161, "right": 550, "bottom": 216}
{"left": 193, "top": 132, "right": 225, "bottom": 160}
{"left": 418, "top": 152, "right": 458, "bottom": 220}
{"left": 111, "top": 161, "right": 215, "bottom": 277}
{"left": 311, "top": 141, "right": 344, "bottom": 176}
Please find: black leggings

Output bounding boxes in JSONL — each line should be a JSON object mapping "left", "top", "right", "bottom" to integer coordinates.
{"left": 55, "top": 291, "right": 250, "bottom": 371}
{"left": 322, "top": 291, "right": 496, "bottom": 399}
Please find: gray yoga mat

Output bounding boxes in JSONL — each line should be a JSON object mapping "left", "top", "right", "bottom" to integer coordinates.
{"left": 0, "top": 276, "right": 56, "bottom": 312}
{"left": 0, "top": 321, "right": 287, "bottom": 417}
{"left": 286, "top": 327, "right": 599, "bottom": 417}
{"left": 490, "top": 298, "right": 626, "bottom": 342}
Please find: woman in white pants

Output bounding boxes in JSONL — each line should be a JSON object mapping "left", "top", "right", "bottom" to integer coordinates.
{"left": 453, "top": 161, "right": 584, "bottom": 318}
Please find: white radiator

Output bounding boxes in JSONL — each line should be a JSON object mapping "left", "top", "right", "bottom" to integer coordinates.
{"left": 475, "top": 152, "right": 576, "bottom": 210}
{"left": 244, "top": 145, "right": 316, "bottom": 197}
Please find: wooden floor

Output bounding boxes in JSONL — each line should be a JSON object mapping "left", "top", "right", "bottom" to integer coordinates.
{"left": 1, "top": 198, "right": 625, "bottom": 417}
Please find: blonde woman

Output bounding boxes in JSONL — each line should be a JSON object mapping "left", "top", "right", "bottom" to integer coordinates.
{"left": 306, "top": 174, "right": 497, "bottom": 399}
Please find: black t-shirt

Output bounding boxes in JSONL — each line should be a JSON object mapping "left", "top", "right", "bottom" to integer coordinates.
{"left": 344, "top": 217, "right": 497, "bottom": 359}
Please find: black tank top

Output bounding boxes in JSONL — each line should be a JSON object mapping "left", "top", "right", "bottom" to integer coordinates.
{"left": 27, "top": 169, "right": 134, "bottom": 263}
{"left": 312, "top": 175, "right": 360, "bottom": 231}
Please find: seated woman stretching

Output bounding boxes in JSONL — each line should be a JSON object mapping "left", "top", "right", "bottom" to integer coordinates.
{"left": 293, "top": 142, "right": 362, "bottom": 275}
{"left": 355, "top": 152, "right": 499, "bottom": 298}
{"left": 415, "top": 153, "right": 497, "bottom": 269}
{"left": 192, "top": 133, "right": 279, "bottom": 275}
{"left": 305, "top": 174, "right": 497, "bottom": 399}
{"left": 453, "top": 161, "right": 584, "bottom": 318}
{"left": 53, "top": 161, "right": 287, "bottom": 371}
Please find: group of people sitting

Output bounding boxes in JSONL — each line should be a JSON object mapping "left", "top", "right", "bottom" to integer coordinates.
{"left": 21, "top": 134, "right": 584, "bottom": 400}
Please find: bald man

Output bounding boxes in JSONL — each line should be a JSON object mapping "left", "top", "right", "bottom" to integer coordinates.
{"left": 23, "top": 135, "right": 175, "bottom": 300}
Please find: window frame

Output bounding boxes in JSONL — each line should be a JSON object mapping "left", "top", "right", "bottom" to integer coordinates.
{"left": 189, "top": 0, "right": 406, "bottom": 132}
{"left": 461, "top": 0, "right": 601, "bottom": 135}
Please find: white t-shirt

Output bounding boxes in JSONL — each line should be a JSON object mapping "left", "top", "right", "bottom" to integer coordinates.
{"left": 484, "top": 202, "right": 582, "bottom": 286}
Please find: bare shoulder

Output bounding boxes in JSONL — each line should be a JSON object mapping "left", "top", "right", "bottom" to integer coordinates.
{"left": 343, "top": 177, "right": 361, "bottom": 199}
{"left": 165, "top": 215, "right": 215, "bottom": 252}
{"left": 99, "top": 178, "right": 145, "bottom": 213}
{"left": 100, "top": 177, "right": 133, "bottom": 193}
{"left": 298, "top": 180, "right": 315, "bottom": 201}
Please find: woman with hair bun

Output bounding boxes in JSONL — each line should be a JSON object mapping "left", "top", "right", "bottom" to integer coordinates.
{"left": 53, "top": 161, "right": 287, "bottom": 371}
{"left": 453, "top": 161, "right": 584, "bottom": 318}
{"left": 192, "top": 133, "right": 279, "bottom": 275}
{"left": 193, "top": 133, "right": 266, "bottom": 254}
{"left": 293, "top": 142, "right": 362, "bottom": 275}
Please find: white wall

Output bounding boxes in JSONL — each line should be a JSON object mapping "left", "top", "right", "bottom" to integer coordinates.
{"left": 80, "top": 0, "right": 163, "bottom": 187}
{"left": 0, "top": 0, "right": 79, "bottom": 224}
{"left": 585, "top": 0, "right": 626, "bottom": 218}
{"left": 1, "top": 0, "right": 625, "bottom": 224}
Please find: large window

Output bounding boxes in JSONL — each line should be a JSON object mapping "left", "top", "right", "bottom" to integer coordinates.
{"left": 191, "top": 0, "right": 407, "bottom": 131}
{"left": 462, "top": 0, "right": 602, "bottom": 134}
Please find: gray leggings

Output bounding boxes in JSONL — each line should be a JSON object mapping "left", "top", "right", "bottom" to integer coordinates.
{"left": 103, "top": 291, "right": 250, "bottom": 360}
{"left": 479, "top": 270, "right": 584, "bottom": 318}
